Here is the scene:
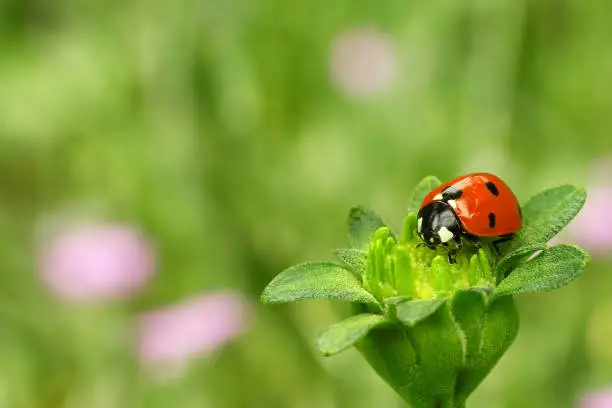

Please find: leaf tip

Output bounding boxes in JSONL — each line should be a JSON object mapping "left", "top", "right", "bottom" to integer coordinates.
{"left": 348, "top": 205, "right": 370, "bottom": 219}
{"left": 260, "top": 289, "right": 273, "bottom": 304}
{"left": 421, "top": 175, "right": 442, "bottom": 184}
{"left": 314, "top": 338, "right": 331, "bottom": 356}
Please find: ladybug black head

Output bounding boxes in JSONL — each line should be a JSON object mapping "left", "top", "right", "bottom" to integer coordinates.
{"left": 417, "top": 201, "right": 462, "bottom": 247}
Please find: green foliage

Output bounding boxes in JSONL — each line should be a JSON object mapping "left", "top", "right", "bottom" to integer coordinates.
{"left": 451, "top": 290, "right": 487, "bottom": 364}
{"left": 453, "top": 296, "right": 519, "bottom": 400}
{"left": 261, "top": 176, "right": 589, "bottom": 408}
{"left": 407, "top": 176, "right": 442, "bottom": 214}
{"left": 508, "top": 185, "right": 586, "bottom": 251}
{"left": 495, "top": 243, "right": 547, "bottom": 280}
{"left": 261, "top": 261, "right": 381, "bottom": 310}
{"left": 391, "top": 298, "right": 445, "bottom": 326}
{"left": 495, "top": 245, "right": 589, "bottom": 297}
{"left": 356, "top": 327, "right": 418, "bottom": 405}
{"left": 348, "top": 206, "right": 388, "bottom": 250}
{"left": 402, "top": 303, "right": 465, "bottom": 407}
{"left": 332, "top": 248, "right": 367, "bottom": 277}
{"left": 315, "top": 314, "right": 391, "bottom": 356}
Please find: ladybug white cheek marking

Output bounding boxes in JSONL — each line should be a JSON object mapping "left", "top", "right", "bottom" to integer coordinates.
{"left": 434, "top": 194, "right": 443, "bottom": 201}
{"left": 448, "top": 200, "right": 457, "bottom": 209}
{"left": 417, "top": 217, "right": 423, "bottom": 232}
{"left": 438, "top": 227, "right": 454, "bottom": 243}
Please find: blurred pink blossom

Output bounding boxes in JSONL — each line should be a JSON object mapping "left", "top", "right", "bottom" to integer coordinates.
{"left": 563, "top": 158, "right": 612, "bottom": 256}
{"left": 567, "top": 186, "right": 612, "bottom": 254}
{"left": 137, "top": 292, "right": 250, "bottom": 367}
{"left": 39, "top": 223, "right": 155, "bottom": 301}
{"left": 330, "top": 27, "right": 396, "bottom": 97}
{"left": 579, "top": 388, "right": 612, "bottom": 408}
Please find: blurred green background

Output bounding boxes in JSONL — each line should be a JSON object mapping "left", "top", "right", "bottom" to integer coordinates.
{"left": 1, "top": 0, "right": 611, "bottom": 407}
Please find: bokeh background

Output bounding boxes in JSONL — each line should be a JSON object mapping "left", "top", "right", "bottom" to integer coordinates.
{"left": 1, "top": 1, "right": 611, "bottom": 407}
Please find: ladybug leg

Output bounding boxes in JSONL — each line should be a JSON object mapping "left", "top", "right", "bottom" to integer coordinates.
{"left": 462, "top": 232, "right": 481, "bottom": 249}
{"left": 443, "top": 241, "right": 459, "bottom": 264}
{"left": 416, "top": 242, "right": 437, "bottom": 251}
{"left": 446, "top": 248, "right": 458, "bottom": 264}
{"left": 492, "top": 234, "right": 514, "bottom": 256}
{"left": 453, "top": 234, "right": 463, "bottom": 249}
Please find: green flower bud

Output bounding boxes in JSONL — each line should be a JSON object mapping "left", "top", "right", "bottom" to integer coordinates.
{"left": 349, "top": 215, "right": 517, "bottom": 408}
{"left": 261, "top": 177, "right": 589, "bottom": 407}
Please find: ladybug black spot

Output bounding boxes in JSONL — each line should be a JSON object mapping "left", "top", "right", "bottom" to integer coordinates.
{"left": 488, "top": 213, "right": 496, "bottom": 228}
{"left": 442, "top": 186, "right": 463, "bottom": 200}
{"left": 486, "top": 181, "right": 499, "bottom": 196}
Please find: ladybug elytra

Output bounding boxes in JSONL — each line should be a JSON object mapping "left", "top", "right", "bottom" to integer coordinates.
{"left": 416, "top": 173, "right": 522, "bottom": 263}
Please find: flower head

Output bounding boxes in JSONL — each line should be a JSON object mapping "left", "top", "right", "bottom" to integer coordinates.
{"left": 38, "top": 222, "right": 155, "bottom": 301}
{"left": 137, "top": 291, "right": 250, "bottom": 368}
{"left": 566, "top": 185, "right": 612, "bottom": 255}
{"left": 329, "top": 27, "right": 396, "bottom": 97}
{"left": 579, "top": 388, "right": 612, "bottom": 408}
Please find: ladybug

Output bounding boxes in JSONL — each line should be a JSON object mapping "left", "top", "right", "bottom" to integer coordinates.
{"left": 416, "top": 173, "right": 522, "bottom": 263}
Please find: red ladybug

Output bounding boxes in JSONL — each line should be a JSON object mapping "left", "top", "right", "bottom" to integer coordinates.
{"left": 417, "top": 173, "right": 522, "bottom": 263}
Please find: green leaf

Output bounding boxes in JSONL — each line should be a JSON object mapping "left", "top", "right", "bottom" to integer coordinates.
{"left": 405, "top": 303, "right": 464, "bottom": 407}
{"left": 509, "top": 185, "right": 586, "bottom": 251}
{"left": 495, "top": 243, "right": 546, "bottom": 280}
{"left": 495, "top": 244, "right": 589, "bottom": 297}
{"left": 358, "top": 305, "right": 465, "bottom": 408}
{"left": 455, "top": 296, "right": 519, "bottom": 400}
{"left": 451, "top": 290, "right": 486, "bottom": 364}
{"left": 261, "top": 262, "right": 381, "bottom": 310}
{"left": 384, "top": 295, "right": 412, "bottom": 305}
{"left": 316, "top": 314, "right": 391, "bottom": 356}
{"left": 348, "top": 206, "right": 387, "bottom": 250}
{"left": 357, "top": 326, "right": 419, "bottom": 406}
{"left": 332, "top": 248, "right": 367, "bottom": 277}
{"left": 407, "top": 176, "right": 442, "bottom": 213}
{"left": 393, "top": 298, "right": 446, "bottom": 326}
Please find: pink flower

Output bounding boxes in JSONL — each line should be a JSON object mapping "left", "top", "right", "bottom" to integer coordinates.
{"left": 38, "top": 222, "right": 155, "bottom": 301}
{"left": 567, "top": 186, "right": 612, "bottom": 254}
{"left": 330, "top": 27, "right": 396, "bottom": 97}
{"left": 562, "top": 158, "right": 612, "bottom": 256}
{"left": 137, "top": 292, "right": 250, "bottom": 367}
{"left": 579, "top": 388, "right": 612, "bottom": 408}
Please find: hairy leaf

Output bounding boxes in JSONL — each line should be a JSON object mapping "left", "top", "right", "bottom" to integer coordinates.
{"left": 451, "top": 290, "right": 486, "bottom": 364}
{"left": 348, "top": 206, "right": 387, "bottom": 250}
{"left": 357, "top": 327, "right": 419, "bottom": 406}
{"left": 407, "top": 176, "right": 442, "bottom": 214}
{"left": 393, "top": 298, "right": 446, "bottom": 326}
{"left": 405, "top": 304, "right": 464, "bottom": 406}
{"left": 261, "top": 262, "right": 380, "bottom": 310}
{"left": 316, "top": 314, "right": 391, "bottom": 356}
{"left": 495, "top": 244, "right": 589, "bottom": 297}
{"left": 495, "top": 243, "right": 546, "bottom": 280}
{"left": 333, "top": 248, "right": 367, "bottom": 277}
{"left": 510, "top": 185, "right": 586, "bottom": 251}
{"left": 455, "top": 296, "right": 519, "bottom": 400}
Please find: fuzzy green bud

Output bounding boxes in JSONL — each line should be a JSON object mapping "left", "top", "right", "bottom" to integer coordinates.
{"left": 261, "top": 179, "right": 589, "bottom": 408}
